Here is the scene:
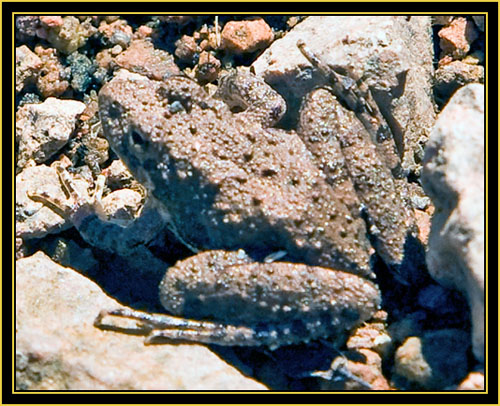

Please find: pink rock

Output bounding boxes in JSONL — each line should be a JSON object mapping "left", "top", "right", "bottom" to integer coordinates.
{"left": 439, "top": 17, "right": 478, "bottom": 59}
{"left": 221, "top": 18, "right": 274, "bottom": 53}
{"left": 40, "top": 15, "right": 63, "bottom": 28}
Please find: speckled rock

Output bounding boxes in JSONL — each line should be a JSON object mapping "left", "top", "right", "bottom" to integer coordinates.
{"left": 98, "top": 18, "right": 133, "bottom": 47}
{"left": 221, "top": 18, "right": 274, "bottom": 53}
{"left": 438, "top": 17, "right": 478, "bottom": 59}
{"left": 15, "top": 16, "right": 41, "bottom": 41}
{"left": 252, "top": 15, "right": 436, "bottom": 174}
{"left": 45, "top": 16, "right": 97, "bottom": 54}
{"left": 346, "top": 322, "right": 392, "bottom": 357}
{"left": 113, "top": 39, "right": 180, "bottom": 81}
{"left": 16, "top": 45, "right": 42, "bottom": 93}
{"left": 100, "top": 189, "right": 143, "bottom": 224}
{"left": 434, "top": 60, "right": 484, "bottom": 103}
{"left": 393, "top": 329, "right": 470, "bottom": 389}
{"left": 421, "top": 83, "right": 484, "bottom": 363}
{"left": 34, "top": 46, "right": 70, "bottom": 97}
{"left": 16, "top": 97, "right": 85, "bottom": 170}
{"left": 16, "top": 252, "right": 267, "bottom": 390}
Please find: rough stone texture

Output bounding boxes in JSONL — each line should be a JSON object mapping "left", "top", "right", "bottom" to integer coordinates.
{"left": 16, "top": 98, "right": 85, "bottom": 170}
{"left": 45, "top": 16, "right": 97, "bottom": 54}
{"left": 346, "top": 322, "right": 392, "bottom": 357}
{"left": 16, "top": 45, "right": 42, "bottom": 93}
{"left": 98, "top": 19, "right": 133, "bottom": 48}
{"left": 252, "top": 15, "right": 436, "bottom": 174}
{"left": 438, "top": 17, "right": 478, "bottom": 59}
{"left": 434, "top": 60, "right": 484, "bottom": 103}
{"left": 34, "top": 46, "right": 70, "bottom": 97}
{"left": 16, "top": 252, "right": 267, "bottom": 390}
{"left": 99, "top": 70, "right": 374, "bottom": 277}
{"left": 421, "top": 83, "right": 484, "bottom": 363}
{"left": 221, "top": 18, "right": 274, "bottom": 53}
{"left": 457, "top": 371, "right": 485, "bottom": 390}
{"left": 16, "top": 164, "right": 88, "bottom": 239}
{"left": 113, "top": 39, "right": 180, "bottom": 81}
{"left": 393, "top": 329, "right": 470, "bottom": 389}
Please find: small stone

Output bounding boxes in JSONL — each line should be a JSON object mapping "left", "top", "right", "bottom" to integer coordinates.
{"left": 175, "top": 35, "right": 200, "bottom": 63}
{"left": 113, "top": 39, "right": 180, "bottom": 81}
{"left": 98, "top": 19, "right": 133, "bottom": 48}
{"left": 100, "top": 189, "right": 143, "bottom": 224}
{"left": 457, "top": 371, "right": 485, "bottom": 390}
{"left": 135, "top": 25, "right": 153, "bottom": 40}
{"left": 320, "top": 349, "right": 391, "bottom": 390}
{"left": 34, "top": 46, "right": 70, "bottom": 97}
{"left": 439, "top": 17, "right": 478, "bottom": 59}
{"left": 393, "top": 329, "right": 470, "bottom": 389}
{"left": 414, "top": 209, "right": 431, "bottom": 245}
{"left": 16, "top": 45, "right": 42, "bottom": 93}
{"left": 15, "top": 16, "right": 41, "bottom": 41}
{"left": 195, "top": 51, "right": 221, "bottom": 83}
{"left": 46, "top": 16, "right": 97, "bottom": 54}
{"left": 101, "top": 159, "right": 139, "bottom": 190}
{"left": 221, "top": 18, "right": 274, "bottom": 53}
{"left": 40, "top": 15, "right": 63, "bottom": 28}
{"left": 16, "top": 98, "right": 85, "bottom": 170}
{"left": 347, "top": 322, "right": 392, "bottom": 358}
{"left": 67, "top": 52, "right": 97, "bottom": 93}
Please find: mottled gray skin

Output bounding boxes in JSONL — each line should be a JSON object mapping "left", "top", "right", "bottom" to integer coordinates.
{"left": 98, "top": 71, "right": 373, "bottom": 276}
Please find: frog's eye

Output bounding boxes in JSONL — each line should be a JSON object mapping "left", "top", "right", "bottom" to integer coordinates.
{"left": 128, "top": 128, "right": 149, "bottom": 153}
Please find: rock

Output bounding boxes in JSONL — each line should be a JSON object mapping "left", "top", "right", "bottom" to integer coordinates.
{"left": 434, "top": 60, "right": 484, "bottom": 104}
{"left": 34, "top": 45, "right": 70, "bottom": 97}
{"left": 16, "top": 252, "right": 267, "bottom": 390}
{"left": 472, "top": 16, "right": 485, "bottom": 32}
{"left": 438, "top": 17, "right": 478, "bottom": 59}
{"left": 66, "top": 52, "right": 96, "bottom": 93}
{"left": 319, "top": 349, "right": 391, "bottom": 390}
{"left": 346, "top": 322, "right": 392, "bottom": 358}
{"left": 175, "top": 35, "right": 200, "bottom": 63}
{"left": 45, "top": 16, "right": 97, "bottom": 54}
{"left": 421, "top": 83, "right": 484, "bottom": 362}
{"left": 252, "top": 16, "right": 436, "bottom": 174}
{"left": 15, "top": 16, "right": 41, "bottom": 41}
{"left": 16, "top": 98, "right": 85, "bottom": 170}
{"left": 100, "top": 189, "right": 143, "bottom": 224}
{"left": 221, "top": 18, "right": 274, "bottom": 53}
{"left": 393, "top": 329, "right": 470, "bottom": 389}
{"left": 15, "top": 164, "right": 89, "bottom": 239}
{"left": 414, "top": 209, "right": 431, "bottom": 245}
{"left": 98, "top": 19, "right": 133, "bottom": 48}
{"left": 457, "top": 371, "right": 484, "bottom": 390}
{"left": 195, "top": 51, "right": 221, "bottom": 83}
{"left": 113, "top": 39, "right": 180, "bottom": 81}
{"left": 40, "top": 15, "right": 63, "bottom": 28}
{"left": 16, "top": 45, "right": 42, "bottom": 93}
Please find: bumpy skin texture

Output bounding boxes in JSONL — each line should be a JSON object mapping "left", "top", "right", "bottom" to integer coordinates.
{"left": 99, "top": 72, "right": 372, "bottom": 276}
{"left": 160, "top": 250, "right": 381, "bottom": 347}
{"left": 298, "top": 88, "right": 414, "bottom": 265}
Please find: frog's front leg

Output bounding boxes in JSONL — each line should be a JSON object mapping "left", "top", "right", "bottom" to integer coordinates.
{"left": 29, "top": 162, "right": 167, "bottom": 256}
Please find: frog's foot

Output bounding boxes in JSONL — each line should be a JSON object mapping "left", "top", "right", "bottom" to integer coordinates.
{"left": 27, "top": 162, "right": 104, "bottom": 229}
{"left": 95, "top": 308, "right": 261, "bottom": 347}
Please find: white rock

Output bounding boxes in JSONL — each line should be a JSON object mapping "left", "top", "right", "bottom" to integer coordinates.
{"left": 421, "top": 83, "right": 484, "bottom": 363}
{"left": 16, "top": 98, "right": 85, "bottom": 170}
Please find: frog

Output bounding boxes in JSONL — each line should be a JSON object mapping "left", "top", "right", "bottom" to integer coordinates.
{"left": 33, "top": 42, "right": 416, "bottom": 348}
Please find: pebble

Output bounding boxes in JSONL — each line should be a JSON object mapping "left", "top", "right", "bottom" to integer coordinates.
{"left": 15, "top": 45, "right": 42, "bottom": 93}
{"left": 113, "top": 39, "right": 180, "bottom": 81}
{"left": 100, "top": 189, "right": 143, "bottom": 224}
{"left": 16, "top": 98, "right": 85, "bottom": 170}
{"left": 33, "top": 46, "right": 70, "bottom": 97}
{"left": 421, "top": 83, "right": 484, "bottom": 363}
{"left": 346, "top": 322, "right": 392, "bottom": 358}
{"left": 221, "top": 18, "right": 274, "bottom": 53}
{"left": 174, "top": 35, "right": 200, "bottom": 63}
{"left": 393, "top": 329, "right": 470, "bottom": 389}
{"left": 45, "top": 16, "right": 97, "bottom": 54}
{"left": 438, "top": 17, "right": 478, "bottom": 59}
{"left": 434, "top": 60, "right": 484, "bottom": 104}
{"left": 195, "top": 51, "right": 221, "bottom": 83}
{"left": 457, "top": 371, "right": 485, "bottom": 390}
{"left": 98, "top": 19, "right": 133, "bottom": 47}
